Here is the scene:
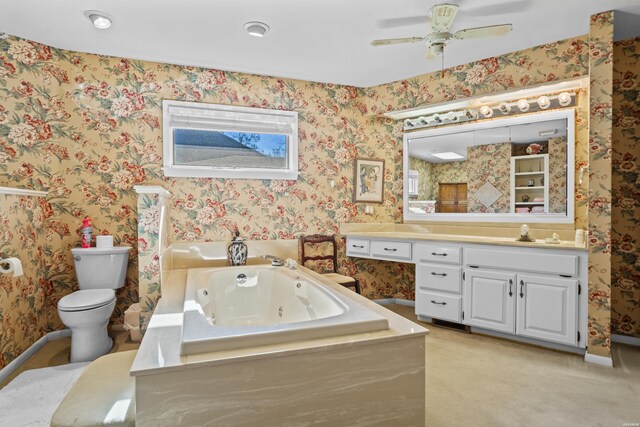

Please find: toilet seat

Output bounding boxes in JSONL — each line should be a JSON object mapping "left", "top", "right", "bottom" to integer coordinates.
{"left": 58, "top": 289, "right": 116, "bottom": 312}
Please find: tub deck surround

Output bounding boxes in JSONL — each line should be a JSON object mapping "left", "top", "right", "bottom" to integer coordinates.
{"left": 166, "top": 240, "right": 298, "bottom": 270}
{"left": 131, "top": 266, "right": 427, "bottom": 376}
{"left": 181, "top": 265, "right": 389, "bottom": 354}
{"left": 131, "top": 266, "right": 427, "bottom": 426}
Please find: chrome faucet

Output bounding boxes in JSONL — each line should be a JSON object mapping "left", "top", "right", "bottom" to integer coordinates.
{"left": 262, "top": 254, "right": 284, "bottom": 266}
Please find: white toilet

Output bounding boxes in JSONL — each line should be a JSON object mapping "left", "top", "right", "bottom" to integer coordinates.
{"left": 58, "top": 246, "right": 130, "bottom": 363}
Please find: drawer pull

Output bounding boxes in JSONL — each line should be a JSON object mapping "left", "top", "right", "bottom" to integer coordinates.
{"left": 508, "top": 279, "right": 513, "bottom": 297}
{"left": 384, "top": 248, "right": 398, "bottom": 252}
{"left": 431, "top": 252, "right": 448, "bottom": 257}
{"left": 430, "top": 300, "right": 447, "bottom": 306}
{"left": 519, "top": 280, "right": 524, "bottom": 298}
{"left": 431, "top": 272, "right": 448, "bottom": 277}
{"left": 352, "top": 245, "right": 364, "bottom": 249}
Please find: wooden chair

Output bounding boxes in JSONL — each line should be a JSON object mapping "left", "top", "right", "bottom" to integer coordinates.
{"left": 300, "top": 234, "right": 361, "bottom": 294}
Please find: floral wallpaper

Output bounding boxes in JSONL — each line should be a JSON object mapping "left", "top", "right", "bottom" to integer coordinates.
{"left": 611, "top": 37, "right": 640, "bottom": 338}
{"left": 0, "top": 21, "right": 634, "bottom": 367}
{"left": 548, "top": 137, "right": 568, "bottom": 214}
{"left": 587, "top": 11, "right": 614, "bottom": 357}
{"left": 467, "top": 142, "right": 511, "bottom": 213}
{"left": 408, "top": 157, "right": 433, "bottom": 201}
{"left": 0, "top": 194, "right": 54, "bottom": 368}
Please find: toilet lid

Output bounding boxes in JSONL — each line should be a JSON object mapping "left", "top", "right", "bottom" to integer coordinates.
{"left": 58, "top": 289, "right": 116, "bottom": 312}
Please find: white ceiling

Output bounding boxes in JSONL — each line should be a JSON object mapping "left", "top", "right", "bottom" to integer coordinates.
{"left": 409, "top": 119, "right": 567, "bottom": 163}
{"left": 1, "top": 0, "right": 639, "bottom": 87}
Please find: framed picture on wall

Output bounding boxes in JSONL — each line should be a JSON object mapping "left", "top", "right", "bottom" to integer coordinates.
{"left": 353, "top": 158, "right": 385, "bottom": 203}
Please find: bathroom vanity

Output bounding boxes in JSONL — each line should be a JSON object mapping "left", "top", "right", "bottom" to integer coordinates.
{"left": 345, "top": 232, "right": 587, "bottom": 353}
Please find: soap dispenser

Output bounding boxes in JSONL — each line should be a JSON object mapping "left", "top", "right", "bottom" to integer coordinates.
{"left": 227, "top": 230, "right": 248, "bottom": 266}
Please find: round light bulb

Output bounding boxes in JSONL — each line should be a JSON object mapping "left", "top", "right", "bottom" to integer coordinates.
{"left": 89, "top": 14, "right": 112, "bottom": 29}
{"left": 498, "top": 102, "right": 511, "bottom": 114}
{"left": 404, "top": 119, "right": 414, "bottom": 127}
{"left": 446, "top": 111, "right": 457, "bottom": 121}
{"left": 517, "top": 99, "right": 530, "bottom": 112}
{"left": 537, "top": 95, "right": 551, "bottom": 109}
{"left": 480, "top": 105, "right": 493, "bottom": 118}
{"left": 558, "top": 92, "right": 572, "bottom": 107}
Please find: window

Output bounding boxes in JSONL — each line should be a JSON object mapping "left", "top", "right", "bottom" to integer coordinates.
{"left": 408, "top": 169, "right": 419, "bottom": 197}
{"left": 162, "top": 100, "right": 298, "bottom": 179}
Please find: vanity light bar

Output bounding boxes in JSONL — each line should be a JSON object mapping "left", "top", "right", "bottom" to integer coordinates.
{"left": 403, "top": 92, "right": 576, "bottom": 131}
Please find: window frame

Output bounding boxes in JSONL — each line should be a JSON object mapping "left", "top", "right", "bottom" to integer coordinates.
{"left": 162, "top": 100, "right": 298, "bottom": 180}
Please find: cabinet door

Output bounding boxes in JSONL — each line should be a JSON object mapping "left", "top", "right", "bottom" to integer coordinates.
{"left": 463, "top": 269, "right": 516, "bottom": 333}
{"left": 516, "top": 274, "right": 578, "bottom": 346}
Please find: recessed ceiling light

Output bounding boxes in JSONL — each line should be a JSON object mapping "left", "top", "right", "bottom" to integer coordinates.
{"left": 432, "top": 152, "right": 465, "bottom": 160}
{"left": 85, "top": 11, "right": 112, "bottom": 29}
{"left": 244, "top": 21, "right": 270, "bottom": 37}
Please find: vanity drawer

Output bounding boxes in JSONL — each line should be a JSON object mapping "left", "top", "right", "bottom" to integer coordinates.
{"left": 416, "top": 291, "right": 461, "bottom": 323}
{"left": 370, "top": 240, "right": 412, "bottom": 260}
{"left": 346, "top": 238, "right": 370, "bottom": 257}
{"left": 465, "top": 248, "right": 578, "bottom": 276}
{"left": 415, "top": 243, "right": 462, "bottom": 265}
{"left": 416, "top": 263, "right": 462, "bottom": 294}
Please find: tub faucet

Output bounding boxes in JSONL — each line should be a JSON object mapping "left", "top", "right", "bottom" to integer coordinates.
{"left": 263, "top": 255, "right": 284, "bottom": 266}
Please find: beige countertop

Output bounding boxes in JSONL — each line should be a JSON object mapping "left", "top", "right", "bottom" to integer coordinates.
{"left": 342, "top": 231, "right": 587, "bottom": 251}
{"left": 130, "top": 266, "right": 428, "bottom": 377}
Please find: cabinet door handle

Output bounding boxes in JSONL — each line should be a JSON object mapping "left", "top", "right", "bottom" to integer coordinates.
{"left": 430, "top": 300, "right": 447, "bottom": 306}
{"left": 519, "top": 280, "right": 524, "bottom": 298}
{"left": 431, "top": 272, "right": 448, "bottom": 277}
{"left": 508, "top": 279, "right": 513, "bottom": 297}
{"left": 384, "top": 248, "right": 398, "bottom": 252}
{"left": 431, "top": 252, "right": 448, "bottom": 257}
{"left": 352, "top": 245, "right": 364, "bottom": 249}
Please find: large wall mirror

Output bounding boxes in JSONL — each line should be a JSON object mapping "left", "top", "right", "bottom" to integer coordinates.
{"left": 403, "top": 109, "right": 575, "bottom": 223}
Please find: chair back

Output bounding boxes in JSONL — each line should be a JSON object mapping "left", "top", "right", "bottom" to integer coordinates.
{"left": 300, "top": 234, "right": 338, "bottom": 274}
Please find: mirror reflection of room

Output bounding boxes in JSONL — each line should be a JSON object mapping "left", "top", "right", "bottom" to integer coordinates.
{"left": 407, "top": 119, "right": 568, "bottom": 215}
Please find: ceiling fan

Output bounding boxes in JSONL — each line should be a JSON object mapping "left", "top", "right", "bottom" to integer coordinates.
{"left": 371, "top": 3, "right": 513, "bottom": 59}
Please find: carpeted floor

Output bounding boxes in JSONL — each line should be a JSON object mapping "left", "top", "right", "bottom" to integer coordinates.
{"left": 385, "top": 303, "right": 640, "bottom": 427}
{"left": 0, "top": 363, "right": 89, "bottom": 427}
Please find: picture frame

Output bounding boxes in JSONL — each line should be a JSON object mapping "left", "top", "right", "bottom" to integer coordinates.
{"left": 353, "top": 158, "right": 385, "bottom": 203}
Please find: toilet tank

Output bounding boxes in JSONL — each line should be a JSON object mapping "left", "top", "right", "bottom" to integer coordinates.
{"left": 71, "top": 247, "right": 131, "bottom": 290}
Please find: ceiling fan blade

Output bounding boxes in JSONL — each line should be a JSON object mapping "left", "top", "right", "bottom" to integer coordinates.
{"left": 377, "top": 15, "right": 428, "bottom": 29}
{"left": 371, "top": 37, "right": 426, "bottom": 46}
{"left": 461, "top": 0, "right": 530, "bottom": 17}
{"left": 429, "top": 3, "right": 459, "bottom": 32}
{"left": 453, "top": 24, "right": 513, "bottom": 40}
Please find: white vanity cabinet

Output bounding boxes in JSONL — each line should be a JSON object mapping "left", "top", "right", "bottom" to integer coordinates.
{"left": 515, "top": 274, "right": 578, "bottom": 345}
{"left": 463, "top": 269, "right": 516, "bottom": 333}
{"left": 414, "top": 243, "right": 463, "bottom": 322}
{"left": 345, "top": 235, "right": 587, "bottom": 351}
{"left": 463, "top": 247, "right": 581, "bottom": 347}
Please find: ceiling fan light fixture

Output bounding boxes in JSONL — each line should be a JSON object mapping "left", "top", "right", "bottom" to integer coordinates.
{"left": 430, "top": 43, "right": 445, "bottom": 57}
{"left": 244, "top": 21, "right": 270, "bottom": 38}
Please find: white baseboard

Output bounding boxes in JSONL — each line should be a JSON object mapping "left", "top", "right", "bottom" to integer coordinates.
{"left": 611, "top": 334, "right": 640, "bottom": 347}
{"left": 373, "top": 298, "right": 415, "bottom": 307}
{"left": 0, "top": 329, "right": 71, "bottom": 385}
{"left": 584, "top": 351, "right": 614, "bottom": 367}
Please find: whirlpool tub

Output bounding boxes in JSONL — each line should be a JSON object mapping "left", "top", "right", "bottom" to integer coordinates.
{"left": 181, "top": 265, "right": 389, "bottom": 355}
